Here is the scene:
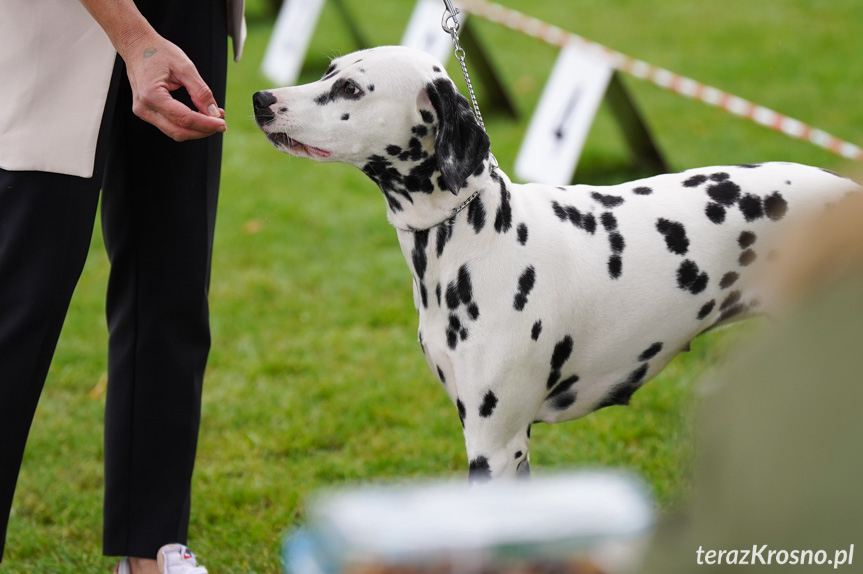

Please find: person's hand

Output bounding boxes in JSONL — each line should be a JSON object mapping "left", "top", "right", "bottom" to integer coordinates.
{"left": 123, "top": 34, "right": 226, "bottom": 141}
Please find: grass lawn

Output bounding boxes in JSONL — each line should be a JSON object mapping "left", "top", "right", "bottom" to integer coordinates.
{"left": 5, "top": 0, "right": 862, "bottom": 571}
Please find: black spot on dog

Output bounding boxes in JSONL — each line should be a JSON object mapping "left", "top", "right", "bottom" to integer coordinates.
{"left": 719, "top": 272, "right": 739, "bottom": 289}
{"left": 404, "top": 156, "right": 437, "bottom": 193}
{"left": 386, "top": 144, "right": 401, "bottom": 156}
{"left": 552, "top": 201, "right": 572, "bottom": 222}
{"left": 341, "top": 113, "right": 350, "bottom": 121}
{"left": 436, "top": 219, "right": 454, "bottom": 258}
{"left": 457, "top": 399, "right": 466, "bottom": 427}
{"left": 677, "top": 260, "right": 709, "bottom": 294}
{"left": 467, "top": 196, "right": 486, "bottom": 233}
{"left": 547, "top": 335, "right": 574, "bottom": 389}
{"left": 697, "top": 300, "right": 716, "bottom": 320}
{"left": 609, "top": 232, "right": 625, "bottom": 254}
{"left": 594, "top": 364, "right": 649, "bottom": 410}
{"left": 420, "top": 109, "right": 434, "bottom": 124}
{"left": 514, "top": 266, "right": 537, "bottom": 311}
{"left": 437, "top": 366, "right": 446, "bottom": 384}
{"left": 549, "top": 392, "right": 577, "bottom": 411}
{"left": 633, "top": 186, "right": 653, "bottom": 195}
{"left": 548, "top": 375, "right": 578, "bottom": 396}
{"left": 716, "top": 302, "right": 747, "bottom": 324}
{"left": 738, "top": 194, "right": 764, "bottom": 221}
{"left": 739, "top": 249, "right": 757, "bottom": 266}
{"left": 445, "top": 279, "right": 461, "bottom": 308}
{"left": 321, "top": 64, "right": 338, "bottom": 81}
{"left": 706, "top": 203, "right": 726, "bottom": 224}
{"left": 591, "top": 192, "right": 625, "bottom": 208}
{"left": 707, "top": 180, "right": 741, "bottom": 206}
{"left": 368, "top": 84, "right": 375, "bottom": 92}
{"left": 710, "top": 172, "right": 730, "bottom": 182}
{"left": 401, "top": 137, "right": 427, "bottom": 163}
{"left": 547, "top": 374, "right": 579, "bottom": 410}
{"left": 433, "top": 65, "right": 442, "bottom": 73}
{"left": 448, "top": 313, "right": 469, "bottom": 347}
{"left": 411, "top": 230, "right": 429, "bottom": 280}
{"left": 412, "top": 124, "right": 428, "bottom": 138}
{"left": 721, "top": 290, "right": 742, "bottom": 310}
{"left": 469, "top": 456, "right": 492, "bottom": 484}
{"left": 656, "top": 218, "right": 689, "bottom": 255}
{"left": 738, "top": 231, "right": 757, "bottom": 249}
{"left": 551, "top": 202, "right": 595, "bottom": 234}
{"left": 764, "top": 191, "right": 788, "bottom": 221}
{"left": 435, "top": 283, "right": 442, "bottom": 307}
{"left": 467, "top": 303, "right": 480, "bottom": 320}
{"left": 456, "top": 265, "right": 474, "bottom": 306}
{"left": 638, "top": 342, "right": 663, "bottom": 362}
{"left": 362, "top": 154, "right": 410, "bottom": 212}
{"left": 608, "top": 255, "right": 623, "bottom": 279}
{"left": 479, "top": 391, "right": 499, "bottom": 418}
{"left": 531, "top": 320, "right": 542, "bottom": 341}
{"left": 738, "top": 163, "right": 762, "bottom": 168}
{"left": 684, "top": 174, "right": 708, "bottom": 187}
{"left": 517, "top": 223, "right": 528, "bottom": 245}
{"left": 446, "top": 316, "right": 460, "bottom": 349}
{"left": 493, "top": 172, "right": 513, "bottom": 233}
{"left": 601, "top": 212, "right": 617, "bottom": 231}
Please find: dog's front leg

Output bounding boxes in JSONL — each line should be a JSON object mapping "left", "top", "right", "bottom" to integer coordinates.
{"left": 460, "top": 391, "right": 534, "bottom": 484}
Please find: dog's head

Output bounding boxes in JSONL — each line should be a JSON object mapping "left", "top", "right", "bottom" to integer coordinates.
{"left": 253, "top": 46, "right": 490, "bottom": 196}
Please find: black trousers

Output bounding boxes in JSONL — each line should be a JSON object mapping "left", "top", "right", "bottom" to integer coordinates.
{"left": 0, "top": 0, "right": 227, "bottom": 560}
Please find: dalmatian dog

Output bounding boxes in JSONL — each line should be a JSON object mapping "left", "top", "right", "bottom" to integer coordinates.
{"left": 253, "top": 46, "right": 860, "bottom": 483}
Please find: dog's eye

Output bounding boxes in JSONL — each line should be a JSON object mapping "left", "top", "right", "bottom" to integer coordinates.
{"left": 341, "top": 81, "right": 361, "bottom": 96}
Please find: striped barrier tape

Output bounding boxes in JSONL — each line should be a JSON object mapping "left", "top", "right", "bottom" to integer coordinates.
{"left": 460, "top": 0, "right": 863, "bottom": 161}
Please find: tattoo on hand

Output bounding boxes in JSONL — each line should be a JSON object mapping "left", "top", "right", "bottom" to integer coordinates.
{"left": 143, "top": 47, "right": 158, "bottom": 59}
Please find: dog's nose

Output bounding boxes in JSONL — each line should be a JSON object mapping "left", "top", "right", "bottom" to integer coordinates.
{"left": 253, "top": 90, "right": 278, "bottom": 124}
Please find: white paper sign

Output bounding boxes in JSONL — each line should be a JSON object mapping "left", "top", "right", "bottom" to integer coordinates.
{"left": 514, "top": 43, "right": 614, "bottom": 185}
{"left": 401, "top": 0, "right": 464, "bottom": 63}
{"left": 261, "top": 0, "right": 327, "bottom": 86}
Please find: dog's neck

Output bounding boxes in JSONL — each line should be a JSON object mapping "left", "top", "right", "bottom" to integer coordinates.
{"left": 360, "top": 148, "right": 497, "bottom": 232}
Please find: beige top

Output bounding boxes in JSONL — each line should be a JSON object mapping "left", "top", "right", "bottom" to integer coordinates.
{"left": 0, "top": 0, "right": 246, "bottom": 178}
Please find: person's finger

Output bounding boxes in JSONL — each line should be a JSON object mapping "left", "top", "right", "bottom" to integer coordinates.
{"left": 133, "top": 90, "right": 226, "bottom": 141}
{"left": 174, "top": 64, "right": 223, "bottom": 119}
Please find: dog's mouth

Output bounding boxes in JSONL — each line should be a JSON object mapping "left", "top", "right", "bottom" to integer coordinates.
{"left": 267, "top": 132, "right": 331, "bottom": 158}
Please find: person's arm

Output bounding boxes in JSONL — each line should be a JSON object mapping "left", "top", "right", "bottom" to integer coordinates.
{"left": 78, "top": 0, "right": 227, "bottom": 141}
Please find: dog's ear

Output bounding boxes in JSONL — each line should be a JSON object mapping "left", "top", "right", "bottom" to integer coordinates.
{"left": 422, "top": 78, "right": 490, "bottom": 194}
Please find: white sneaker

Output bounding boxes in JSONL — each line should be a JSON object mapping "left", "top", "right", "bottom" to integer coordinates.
{"left": 114, "top": 544, "right": 208, "bottom": 574}
{"left": 157, "top": 544, "right": 208, "bottom": 574}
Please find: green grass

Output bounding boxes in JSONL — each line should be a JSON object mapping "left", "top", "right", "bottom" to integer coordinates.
{"left": 5, "top": 0, "right": 862, "bottom": 571}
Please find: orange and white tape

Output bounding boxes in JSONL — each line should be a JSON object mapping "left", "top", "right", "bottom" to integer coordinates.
{"left": 460, "top": 0, "right": 863, "bottom": 161}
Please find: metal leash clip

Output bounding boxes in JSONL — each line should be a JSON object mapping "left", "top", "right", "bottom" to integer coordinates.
{"left": 441, "top": 0, "right": 461, "bottom": 35}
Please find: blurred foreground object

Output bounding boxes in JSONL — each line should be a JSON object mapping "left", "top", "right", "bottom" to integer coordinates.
{"left": 284, "top": 472, "right": 654, "bottom": 574}
{"left": 763, "top": 181, "right": 863, "bottom": 310}
{"left": 641, "top": 179, "right": 863, "bottom": 573}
